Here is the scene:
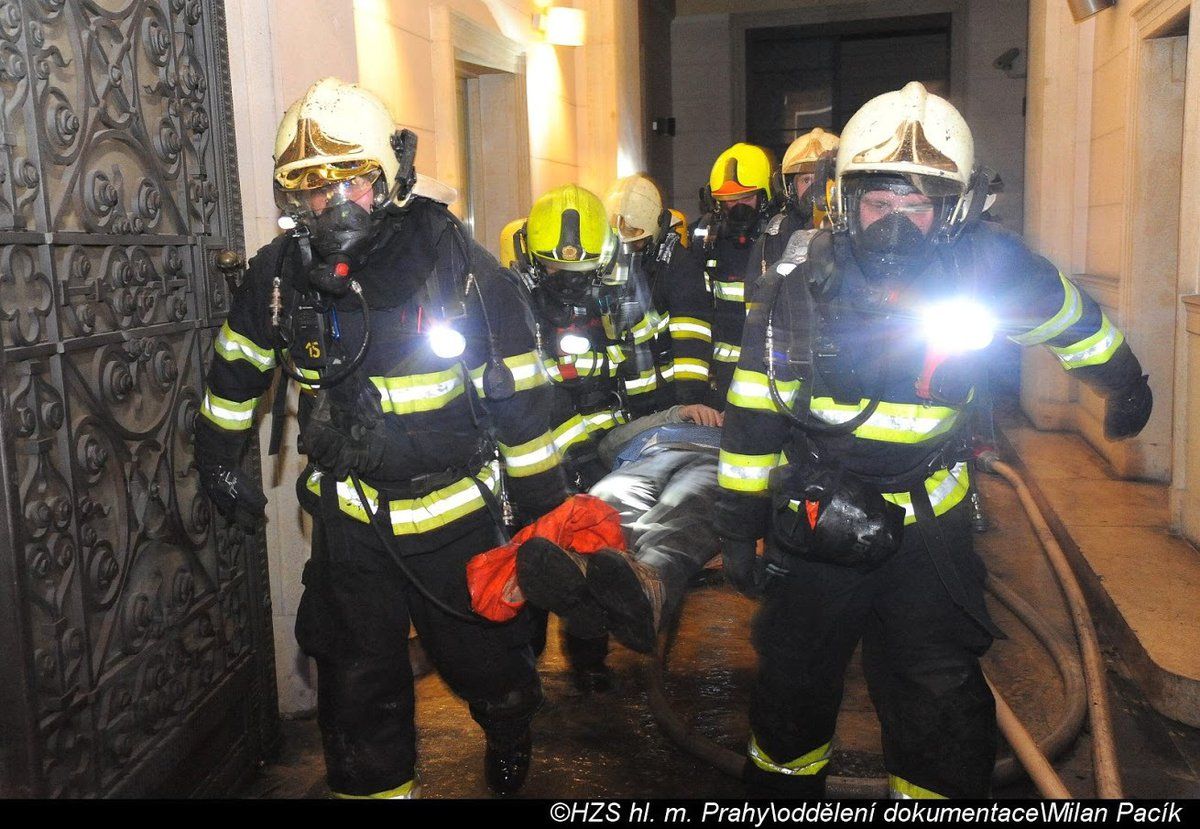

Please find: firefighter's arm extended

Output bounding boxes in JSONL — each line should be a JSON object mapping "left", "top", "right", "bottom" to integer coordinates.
{"left": 990, "top": 231, "right": 1151, "bottom": 440}
{"left": 194, "top": 243, "right": 287, "bottom": 530}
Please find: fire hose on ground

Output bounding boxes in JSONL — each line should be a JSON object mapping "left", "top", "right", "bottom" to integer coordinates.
{"left": 643, "top": 453, "right": 1122, "bottom": 799}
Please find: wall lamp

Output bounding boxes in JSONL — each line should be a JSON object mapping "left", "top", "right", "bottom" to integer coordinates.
{"left": 1067, "top": 0, "right": 1116, "bottom": 21}
{"left": 534, "top": 6, "right": 586, "bottom": 46}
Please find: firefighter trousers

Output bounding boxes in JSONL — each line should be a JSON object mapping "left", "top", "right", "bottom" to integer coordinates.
{"left": 746, "top": 501, "right": 998, "bottom": 799}
{"left": 295, "top": 514, "right": 543, "bottom": 797}
{"left": 589, "top": 445, "right": 721, "bottom": 622}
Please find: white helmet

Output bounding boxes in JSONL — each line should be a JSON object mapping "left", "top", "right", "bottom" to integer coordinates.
{"left": 836, "top": 82, "right": 973, "bottom": 195}
{"left": 274, "top": 78, "right": 400, "bottom": 197}
{"left": 781, "top": 127, "right": 840, "bottom": 176}
{"left": 833, "top": 82, "right": 977, "bottom": 236}
{"left": 833, "top": 83, "right": 983, "bottom": 278}
{"left": 604, "top": 175, "right": 665, "bottom": 245}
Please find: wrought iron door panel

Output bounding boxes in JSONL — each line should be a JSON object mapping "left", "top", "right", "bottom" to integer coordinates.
{"left": 1, "top": 0, "right": 276, "bottom": 798}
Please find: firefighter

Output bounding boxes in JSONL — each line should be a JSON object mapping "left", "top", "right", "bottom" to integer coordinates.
{"left": 603, "top": 174, "right": 713, "bottom": 415}
{"left": 193, "top": 78, "right": 568, "bottom": 798}
{"left": 507, "top": 183, "right": 630, "bottom": 692}
{"left": 745, "top": 128, "right": 839, "bottom": 295}
{"left": 716, "top": 82, "right": 1152, "bottom": 799}
{"left": 692, "top": 142, "right": 776, "bottom": 407}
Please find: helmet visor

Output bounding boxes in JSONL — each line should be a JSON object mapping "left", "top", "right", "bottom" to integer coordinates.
{"left": 274, "top": 169, "right": 384, "bottom": 219}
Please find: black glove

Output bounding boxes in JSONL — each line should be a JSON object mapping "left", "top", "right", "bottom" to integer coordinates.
{"left": 721, "top": 537, "right": 766, "bottom": 598}
{"left": 194, "top": 417, "right": 267, "bottom": 532}
{"left": 198, "top": 464, "right": 268, "bottom": 532}
{"left": 301, "top": 382, "right": 388, "bottom": 480}
{"left": 1104, "top": 374, "right": 1152, "bottom": 441}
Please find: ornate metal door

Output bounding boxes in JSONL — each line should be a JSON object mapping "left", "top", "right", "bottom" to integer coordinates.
{"left": 0, "top": 0, "right": 278, "bottom": 797}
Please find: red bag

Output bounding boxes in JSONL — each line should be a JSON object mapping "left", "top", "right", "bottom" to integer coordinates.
{"left": 466, "top": 494, "right": 627, "bottom": 622}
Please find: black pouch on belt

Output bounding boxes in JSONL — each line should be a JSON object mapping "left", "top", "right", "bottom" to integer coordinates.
{"left": 769, "top": 461, "right": 906, "bottom": 571}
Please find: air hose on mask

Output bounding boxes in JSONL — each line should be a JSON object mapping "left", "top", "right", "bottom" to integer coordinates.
{"left": 270, "top": 232, "right": 373, "bottom": 391}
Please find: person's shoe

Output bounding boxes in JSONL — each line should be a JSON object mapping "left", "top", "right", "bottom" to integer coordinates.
{"left": 585, "top": 548, "right": 665, "bottom": 654}
{"left": 485, "top": 731, "right": 532, "bottom": 796}
{"left": 517, "top": 538, "right": 589, "bottom": 613}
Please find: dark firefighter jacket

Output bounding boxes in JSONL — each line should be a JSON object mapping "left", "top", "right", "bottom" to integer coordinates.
{"left": 196, "top": 198, "right": 568, "bottom": 554}
{"left": 715, "top": 224, "right": 1145, "bottom": 542}
{"left": 623, "top": 228, "right": 714, "bottom": 414}
{"left": 744, "top": 209, "right": 809, "bottom": 301}
{"left": 698, "top": 228, "right": 760, "bottom": 401}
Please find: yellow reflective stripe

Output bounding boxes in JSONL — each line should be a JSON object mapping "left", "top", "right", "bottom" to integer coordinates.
{"left": 308, "top": 463, "right": 501, "bottom": 534}
{"left": 888, "top": 775, "right": 947, "bottom": 800}
{"left": 713, "top": 281, "right": 746, "bottom": 303}
{"left": 332, "top": 780, "right": 419, "bottom": 799}
{"left": 673, "top": 358, "right": 710, "bottom": 381}
{"left": 880, "top": 463, "right": 971, "bottom": 526}
{"left": 1050, "top": 312, "right": 1124, "bottom": 369}
{"left": 713, "top": 342, "right": 742, "bottom": 363}
{"left": 566, "top": 354, "right": 608, "bottom": 377}
{"left": 728, "top": 367, "right": 798, "bottom": 411}
{"left": 214, "top": 321, "right": 275, "bottom": 371}
{"left": 669, "top": 317, "right": 713, "bottom": 342}
{"left": 655, "top": 312, "right": 671, "bottom": 335}
{"left": 469, "top": 351, "right": 548, "bottom": 395}
{"left": 606, "top": 344, "right": 626, "bottom": 363}
{"left": 748, "top": 735, "right": 831, "bottom": 777}
{"left": 583, "top": 410, "right": 626, "bottom": 434}
{"left": 370, "top": 367, "right": 464, "bottom": 415}
{"left": 630, "top": 313, "right": 658, "bottom": 344}
{"left": 808, "top": 398, "right": 960, "bottom": 444}
{"left": 200, "top": 390, "right": 257, "bottom": 431}
{"left": 624, "top": 368, "right": 659, "bottom": 395}
{"left": 1009, "top": 273, "right": 1083, "bottom": 346}
{"left": 660, "top": 363, "right": 677, "bottom": 381}
{"left": 552, "top": 414, "right": 590, "bottom": 452}
{"left": 718, "top": 449, "right": 777, "bottom": 493}
{"left": 295, "top": 366, "right": 320, "bottom": 393}
{"left": 499, "top": 432, "right": 559, "bottom": 477}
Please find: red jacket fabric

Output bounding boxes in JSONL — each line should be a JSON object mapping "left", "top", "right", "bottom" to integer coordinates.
{"left": 466, "top": 494, "right": 627, "bottom": 622}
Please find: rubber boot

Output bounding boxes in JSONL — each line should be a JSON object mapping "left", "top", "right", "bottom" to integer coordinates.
{"left": 585, "top": 548, "right": 665, "bottom": 654}
{"left": 484, "top": 730, "right": 532, "bottom": 796}
{"left": 516, "top": 538, "right": 607, "bottom": 637}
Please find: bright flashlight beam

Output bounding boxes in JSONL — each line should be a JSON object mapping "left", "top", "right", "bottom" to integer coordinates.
{"left": 429, "top": 325, "right": 466, "bottom": 359}
{"left": 559, "top": 333, "right": 590, "bottom": 355}
{"left": 921, "top": 299, "right": 996, "bottom": 354}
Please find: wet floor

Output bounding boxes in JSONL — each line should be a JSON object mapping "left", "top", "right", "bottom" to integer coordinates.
{"left": 239, "top": 474, "right": 1200, "bottom": 799}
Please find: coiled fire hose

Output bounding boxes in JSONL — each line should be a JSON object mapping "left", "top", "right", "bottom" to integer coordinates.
{"left": 645, "top": 455, "right": 1120, "bottom": 798}
{"left": 980, "top": 454, "right": 1123, "bottom": 798}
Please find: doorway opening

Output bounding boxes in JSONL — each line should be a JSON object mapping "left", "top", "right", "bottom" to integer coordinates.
{"left": 745, "top": 14, "right": 952, "bottom": 164}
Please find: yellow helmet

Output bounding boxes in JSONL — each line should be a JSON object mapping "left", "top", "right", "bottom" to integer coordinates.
{"left": 605, "top": 175, "right": 664, "bottom": 245}
{"left": 782, "top": 128, "right": 840, "bottom": 176}
{"left": 668, "top": 209, "right": 689, "bottom": 247}
{"left": 526, "top": 184, "right": 613, "bottom": 272}
{"left": 274, "top": 78, "right": 398, "bottom": 195}
{"left": 498, "top": 218, "right": 526, "bottom": 268}
{"left": 709, "top": 143, "right": 773, "bottom": 201}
